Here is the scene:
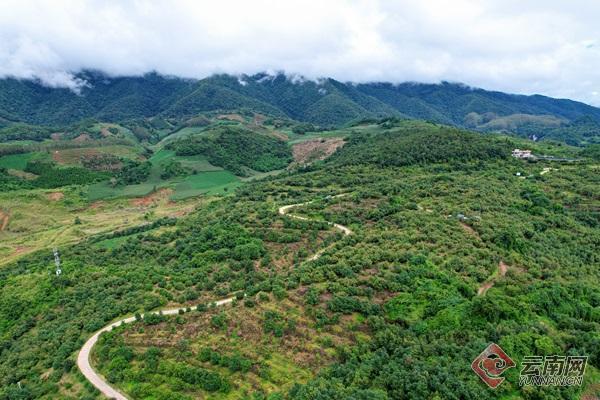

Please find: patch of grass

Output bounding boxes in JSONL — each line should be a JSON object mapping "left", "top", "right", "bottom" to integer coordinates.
{"left": 88, "top": 181, "right": 160, "bottom": 200}
{"left": 175, "top": 155, "right": 222, "bottom": 172}
{"left": 158, "top": 126, "right": 210, "bottom": 146}
{"left": 171, "top": 171, "right": 240, "bottom": 200}
{"left": 148, "top": 148, "right": 175, "bottom": 164}
{"left": 93, "top": 235, "right": 133, "bottom": 249}
{"left": 151, "top": 149, "right": 222, "bottom": 172}
{"left": 266, "top": 352, "right": 313, "bottom": 387}
{"left": 0, "top": 152, "right": 41, "bottom": 170}
{"left": 51, "top": 145, "right": 142, "bottom": 166}
{"left": 0, "top": 187, "right": 202, "bottom": 266}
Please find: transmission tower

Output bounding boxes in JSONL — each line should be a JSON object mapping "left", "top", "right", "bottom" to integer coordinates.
{"left": 53, "top": 248, "right": 62, "bottom": 276}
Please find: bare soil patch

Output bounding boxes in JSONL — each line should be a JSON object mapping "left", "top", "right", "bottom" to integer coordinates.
{"left": 460, "top": 222, "right": 480, "bottom": 239}
{"left": 87, "top": 201, "right": 105, "bottom": 210}
{"left": 270, "top": 130, "right": 289, "bottom": 141}
{"left": 130, "top": 188, "right": 173, "bottom": 207}
{"left": 478, "top": 261, "right": 509, "bottom": 296}
{"left": 51, "top": 150, "right": 63, "bottom": 163}
{"left": 217, "top": 113, "right": 245, "bottom": 122}
{"left": 73, "top": 133, "right": 91, "bottom": 142}
{"left": 13, "top": 246, "right": 30, "bottom": 256}
{"left": 498, "top": 261, "right": 508, "bottom": 276}
{"left": 477, "top": 281, "right": 493, "bottom": 296}
{"left": 46, "top": 192, "right": 65, "bottom": 201}
{"left": 292, "top": 138, "right": 345, "bottom": 165}
{"left": 100, "top": 127, "right": 111, "bottom": 137}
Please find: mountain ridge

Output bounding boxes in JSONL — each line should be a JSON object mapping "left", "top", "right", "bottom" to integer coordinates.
{"left": 1, "top": 71, "right": 600, "bottom": 145}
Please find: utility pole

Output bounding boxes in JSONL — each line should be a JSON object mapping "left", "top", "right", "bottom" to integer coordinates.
{"left": 53, "top": 248, "right": 62, "bottom": 276}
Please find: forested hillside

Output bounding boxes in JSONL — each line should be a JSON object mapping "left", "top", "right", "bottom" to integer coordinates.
{"left": 0, "top": 122, "right": 598, "bottom": 400}
{"left": 167, "top": 127, "right": 292, "bottom": 176}
{"left": 328, "top": 121, "right": 511, "bottom": 167}
{"left": 2, "top": 72, "right": 600, "bottom": 145}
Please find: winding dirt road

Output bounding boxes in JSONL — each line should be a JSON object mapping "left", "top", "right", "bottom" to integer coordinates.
{"left": 78, "top": 198, "right": 352, "bottom": 399}
{"left": 278, "top": 196, "right": 353, "bottom": 237}
{"left": 77, "top": 298, "right": 234, "bottom": 400}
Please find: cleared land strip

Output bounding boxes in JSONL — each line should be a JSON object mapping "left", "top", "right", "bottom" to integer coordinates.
{"left": 477, "top": 261, "right": 509, "bottom": 296}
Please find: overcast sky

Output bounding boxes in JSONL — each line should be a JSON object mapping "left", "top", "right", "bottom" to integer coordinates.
{"left": 1, "top": 0, "right": 599, "bottom": 104}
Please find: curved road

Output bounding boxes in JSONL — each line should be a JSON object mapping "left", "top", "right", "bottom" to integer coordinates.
{"left": 78, "top": 198, "right": 352, "bottom": 399}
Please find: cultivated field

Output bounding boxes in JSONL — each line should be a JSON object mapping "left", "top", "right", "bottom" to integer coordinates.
{"left": 0, "top": 187, "right": 204, "bottom": 267}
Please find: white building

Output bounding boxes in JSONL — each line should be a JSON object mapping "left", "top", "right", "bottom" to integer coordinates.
{"left": 512, "top": 149, "right": 533, "bottom": 159}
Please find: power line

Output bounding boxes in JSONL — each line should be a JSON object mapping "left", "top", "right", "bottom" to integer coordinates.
{"left": 53, "top": 248, "right": 62, "bottom": 276}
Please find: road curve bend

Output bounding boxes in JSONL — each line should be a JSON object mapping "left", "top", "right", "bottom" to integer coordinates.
{"left": 78, "top": 298, "right": 234, "bottom": 400}
{"left": 278, "top": 197, "right": 353, "bottom": 236}
{"left": 79, "top": 198, "right": 352, "bottom": 399}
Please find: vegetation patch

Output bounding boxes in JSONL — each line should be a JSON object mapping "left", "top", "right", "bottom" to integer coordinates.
{"left": 24, "top": 160, "right": 110, "bottom": 188}
{"left": 0, "top": 152, "right": 39, "bottom": 170}
{"left": 168, "top": 127, "right": 292, "bottom": 176}
{"left": 171, "top": 171, "right": 240, "bottom": 200}
{"left": 329, "top": 122, "right": 511, "bottom": 167}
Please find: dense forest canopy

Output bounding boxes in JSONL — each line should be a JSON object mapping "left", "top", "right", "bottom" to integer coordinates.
{"left": 327, "top": 122, "right": 512, "bottom": 167}
{"left": 167, "top": 127, "right": 292, "bottom": 176}
{"left": 1, "top": 72, "right": 600, "bottom": 145}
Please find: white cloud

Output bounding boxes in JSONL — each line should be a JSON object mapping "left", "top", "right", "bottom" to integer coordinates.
{"left": 1, "top": 0, "right": 599, "bottom": 104}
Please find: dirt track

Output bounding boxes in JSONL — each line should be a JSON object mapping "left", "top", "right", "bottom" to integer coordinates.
{"left": 477, "top": 261, "right": 508, "bottom": 296}
{"left": 0, "top": 210, "right": 9, "bottom": 231}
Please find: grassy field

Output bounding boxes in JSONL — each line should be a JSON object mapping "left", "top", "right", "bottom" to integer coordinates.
{"left": 0, "top": 152, "right": 41, "bottom": 169}
{"left": 156, "top": 126, "right": 211, "bottom": 146}
{"left": 176, "top": 155, "right": 222, "bottom": 171}
{"left": 171, "top": 171, "right": 241, "bottom": 200}
{"left": 50, "top": 145, "right": 142, "bottom": 165}
{"left": 0, "top": 187, "right": 203, "bottom": 267}
{"left": 88, "top": 149, "right": 233, "bottom": 200}
{"left": 88, "top": 181, "right": 161, "bottom": 200}
{"left": 149, "top": 149, "right": 222, "bottom": 172}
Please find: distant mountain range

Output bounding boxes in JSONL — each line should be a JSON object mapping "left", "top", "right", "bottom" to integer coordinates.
{"left": 1, "top": 71, "right": 599, "bottom": 145}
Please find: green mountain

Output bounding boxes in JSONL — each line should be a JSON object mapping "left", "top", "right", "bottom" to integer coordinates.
{"left": 1, "top": 72, "right": 600, "bottom": 144}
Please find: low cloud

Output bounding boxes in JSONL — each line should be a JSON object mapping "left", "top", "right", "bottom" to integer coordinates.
{"left": 1, "top": 0, "right": 599, "bottom": 104}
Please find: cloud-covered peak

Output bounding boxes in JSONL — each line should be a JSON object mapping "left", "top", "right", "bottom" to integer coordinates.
{"left": 1, "top": 0, "right": 599, "bottom": 104}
